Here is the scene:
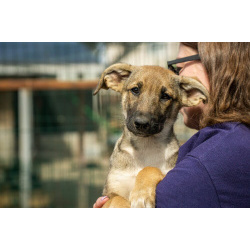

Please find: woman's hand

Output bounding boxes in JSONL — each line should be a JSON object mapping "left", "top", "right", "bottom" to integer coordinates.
{"left": 93, "top": 196, "right": 109, "bottom": 208}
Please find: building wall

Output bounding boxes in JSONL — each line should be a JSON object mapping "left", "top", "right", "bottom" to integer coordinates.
{"left": 0, "top": 63, "right": 103, "bottom": 80}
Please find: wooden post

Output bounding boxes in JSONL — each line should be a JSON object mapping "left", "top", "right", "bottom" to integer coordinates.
{"left": 18, "top": 89, "right": 33, "bottom": 208}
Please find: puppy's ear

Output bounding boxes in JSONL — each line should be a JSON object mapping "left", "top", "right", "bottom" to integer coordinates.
{"left": 93, "top": 63, "right": 133, "bottom": 95}
{"left": 172, "top": 75, "right": 209, "bottom": 107}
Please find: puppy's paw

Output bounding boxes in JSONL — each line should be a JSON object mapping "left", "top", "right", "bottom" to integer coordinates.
{"left": 129, "top": 187, "right": 156, "bottom": 208}
{"left": 129, "top": 167, "right": 165, "bottom": 208}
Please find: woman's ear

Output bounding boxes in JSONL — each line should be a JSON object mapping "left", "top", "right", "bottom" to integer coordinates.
{"left": 172, "top": 75, "right": 209, "bottom": 107}
{"left": 93, "top": 63, "right": 133, "bottom": 95}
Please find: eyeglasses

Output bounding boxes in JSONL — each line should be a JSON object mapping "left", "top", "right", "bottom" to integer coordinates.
{"left": 167, "top": 54, "right": 200, "bottom": 75}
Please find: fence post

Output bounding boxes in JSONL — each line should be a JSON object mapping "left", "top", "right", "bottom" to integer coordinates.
{"left": 18, "top": 88, "right": 33, "bottom": 208}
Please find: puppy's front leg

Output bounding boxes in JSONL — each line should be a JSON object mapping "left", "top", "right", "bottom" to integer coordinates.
{"left": 129, "top": 167, "right": 165, "bottom": 208}
{"left": 102, "top": 195, "right": 131, "bottom": 208}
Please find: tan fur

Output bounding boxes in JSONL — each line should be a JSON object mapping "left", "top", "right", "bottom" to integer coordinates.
{"left": 94, "top": 63, "right": 209, "bottom": 208}
{"left": 129, "top": 167, "right": 165, "bottom": 208}
{"left": 102, "top": 195, "right": 130, "bottom": 208}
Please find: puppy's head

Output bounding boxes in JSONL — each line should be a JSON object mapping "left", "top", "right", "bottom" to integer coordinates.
{"left": 94, "top": 63, "right": 208, "bottom": 137}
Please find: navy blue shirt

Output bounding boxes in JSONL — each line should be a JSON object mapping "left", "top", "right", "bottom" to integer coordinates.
{"left": 156, "top": 122, "right": 250, "bottom": 208}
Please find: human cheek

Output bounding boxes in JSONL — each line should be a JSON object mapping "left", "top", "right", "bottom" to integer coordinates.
{"left": 180, "top": 105, "right": 203, "bottom": 130}
{"left": 180, "top": 107, "right": 193, "bottom": 121}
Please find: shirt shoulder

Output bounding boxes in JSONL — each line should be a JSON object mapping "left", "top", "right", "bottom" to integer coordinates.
{"left": 157, "top": 122, "right": 250, "bottom": 208}
{"left": 187, "top": 123, "right": 250, "bottom": 164}
{"left": 178, "top": 122, "right": 250, "bottom": 164}
{"left": 190, "top": 123, "right": 250, "bottom": 207}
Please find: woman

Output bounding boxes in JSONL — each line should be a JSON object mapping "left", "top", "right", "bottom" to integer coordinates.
{"left": 94, "top": 42, "right": 250, "bottom": 208}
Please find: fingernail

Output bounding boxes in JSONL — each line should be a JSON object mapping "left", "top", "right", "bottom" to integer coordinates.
{"left": 101, "top": 196, "right": 108, "bottom": 201}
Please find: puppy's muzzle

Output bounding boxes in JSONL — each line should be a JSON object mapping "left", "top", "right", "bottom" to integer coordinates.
{"left": 134, "top": 115, "right": 151, "bottom": 131}
{"left": 128, "top": 114, "right": 163, "bottom": 136}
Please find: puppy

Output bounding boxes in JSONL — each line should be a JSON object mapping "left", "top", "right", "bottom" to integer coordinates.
{"left": 94, "top": 63, "right": 208, "bottom": 208}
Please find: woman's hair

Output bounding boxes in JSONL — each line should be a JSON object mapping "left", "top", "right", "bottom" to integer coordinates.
{"left": 181, "top": 42, "right": 250, "bottom": 128}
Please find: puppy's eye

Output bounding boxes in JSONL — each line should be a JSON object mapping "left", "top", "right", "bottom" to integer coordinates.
{"left": 131, "top": 87, "right": 140, "bottom": 95}
{"left": 161, "top": 93, "right": 172, "bottom": 101}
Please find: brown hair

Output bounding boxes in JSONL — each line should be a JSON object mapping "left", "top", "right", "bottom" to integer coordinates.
{"left": 181, "top": 42, "right": 250, "bottom": 128}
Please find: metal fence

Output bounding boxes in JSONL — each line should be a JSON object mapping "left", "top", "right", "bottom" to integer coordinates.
{"left": 0, "top": 42, "right": 196, "bottom": 208}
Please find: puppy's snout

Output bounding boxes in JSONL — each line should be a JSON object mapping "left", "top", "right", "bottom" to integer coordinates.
{"left": 134, "top": 115, "right": 150, "bottom": 131}
{"left": 128, "top": 113, "right": 163, "bottom": 136}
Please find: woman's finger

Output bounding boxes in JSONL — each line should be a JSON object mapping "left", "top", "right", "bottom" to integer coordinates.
{"left": 93, "top": 196, "right": 109, "bottom": 208}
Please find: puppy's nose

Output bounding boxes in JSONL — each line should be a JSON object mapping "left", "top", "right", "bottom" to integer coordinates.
{"left": 134, "top": 115, "right": 150, "bottom": 131}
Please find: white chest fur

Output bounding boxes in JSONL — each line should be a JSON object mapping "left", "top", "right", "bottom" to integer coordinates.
{"left": 122, "top": 137, "right": 177, "bottom": 175}
{"left": 106, "top": 133, "right": 179, "bottom": 199}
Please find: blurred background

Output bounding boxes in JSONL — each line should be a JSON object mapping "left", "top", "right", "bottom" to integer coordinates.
{"left": 0, "top": 42, "right": 196, "bottom": 208}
